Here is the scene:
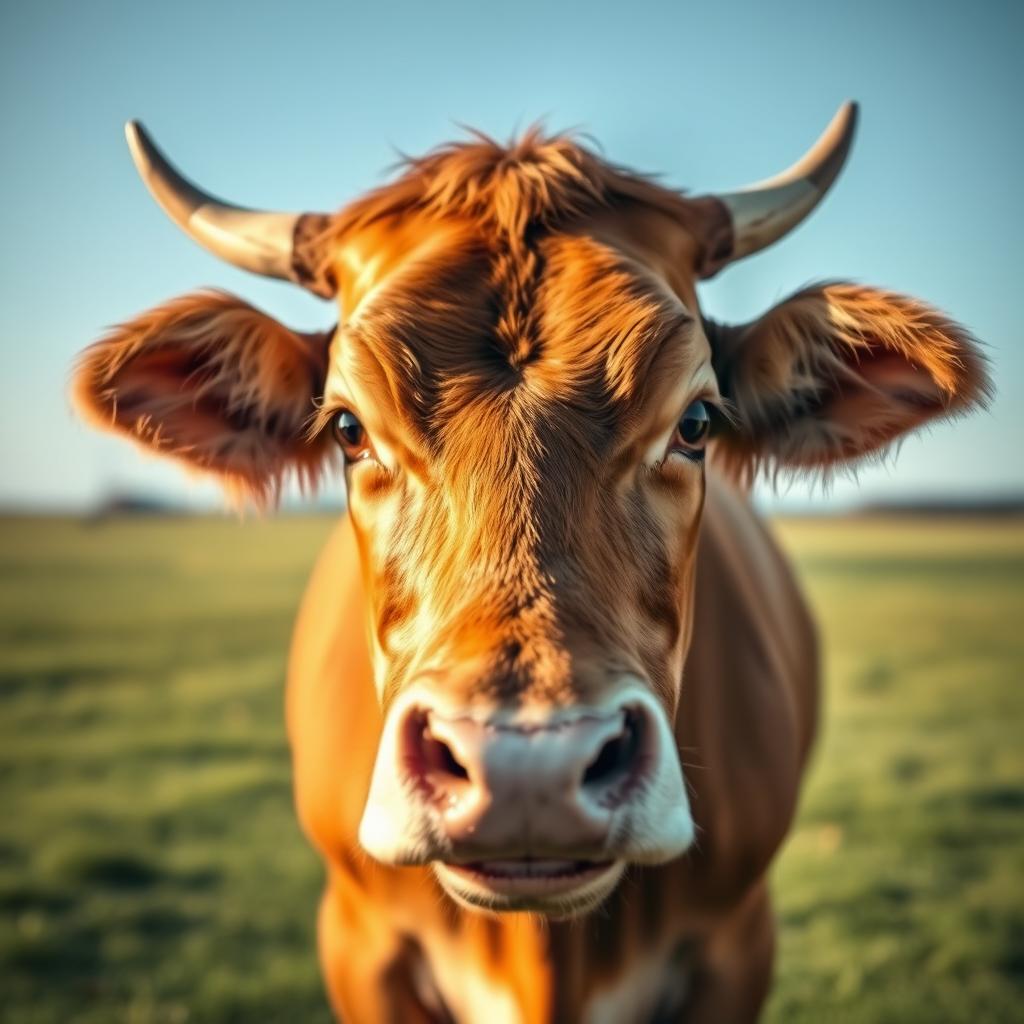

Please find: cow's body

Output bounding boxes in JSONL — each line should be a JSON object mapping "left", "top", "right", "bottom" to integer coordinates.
{"left": 289, "top": 473, "right": 816, "bottom": 1022}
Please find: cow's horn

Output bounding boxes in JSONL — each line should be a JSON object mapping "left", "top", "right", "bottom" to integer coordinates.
{"left": 124, "top": 121, "right": 334, "bottom": 296}
{"left": 707, "top": 101, "right": 858, "bottom": 267}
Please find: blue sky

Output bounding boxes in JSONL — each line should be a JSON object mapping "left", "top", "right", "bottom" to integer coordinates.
{"left": 1, "top": 0, "right": 1020, "bottom": 511}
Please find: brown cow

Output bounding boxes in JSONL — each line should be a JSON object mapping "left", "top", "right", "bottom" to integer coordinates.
{"left": 73, "top": 103, "right": 989, "bottom": 1021}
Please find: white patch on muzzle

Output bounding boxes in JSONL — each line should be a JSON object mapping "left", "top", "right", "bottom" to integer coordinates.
{"left": 358, "top": 684, "right": 695, "bottom": 869}
{"left": 607, "top": 687, "right": 695, "bottom": 864}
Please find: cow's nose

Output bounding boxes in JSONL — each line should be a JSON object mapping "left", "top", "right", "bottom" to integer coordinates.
{"left": 396, "top": 701, "right": 651, "bottom": 854}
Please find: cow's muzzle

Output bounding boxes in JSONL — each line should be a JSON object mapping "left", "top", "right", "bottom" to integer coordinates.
{"left": 358, "top": 684, "right": 695, "bottom": 912}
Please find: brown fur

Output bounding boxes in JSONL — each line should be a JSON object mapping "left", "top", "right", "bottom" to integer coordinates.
{"left": 329, "top": 126, "right": 688, "bottom": 240}
{"left": 71, "top": 126, "right": 991, "bottom": 1022}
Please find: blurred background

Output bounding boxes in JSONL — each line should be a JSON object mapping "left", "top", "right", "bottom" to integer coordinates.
{"left": 1, "top": 1, "right": 1021, "bottom": 1021}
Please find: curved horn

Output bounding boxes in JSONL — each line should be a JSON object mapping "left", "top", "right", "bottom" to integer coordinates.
{"left": 125, "top": 121, "right": 333, "bottom": 296}
{"left": 708, "top": 101, "right": 858, "bottom": 268}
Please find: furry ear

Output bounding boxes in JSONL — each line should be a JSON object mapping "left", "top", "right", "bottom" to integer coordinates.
{"left": 706, "top": 283, "right": 991, "bottom": 477}
{"left": 72, "top": 291, "right": 334, "bottom": 506}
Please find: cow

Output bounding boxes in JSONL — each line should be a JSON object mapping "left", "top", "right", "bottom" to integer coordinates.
{"left": 72, "top": 102, "right": 989, "bottom": 1022}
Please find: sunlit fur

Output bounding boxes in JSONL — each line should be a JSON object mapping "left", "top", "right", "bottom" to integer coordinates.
{"left": 315, "top": 225, "right": 710, "bottom": 722}
{"left": 706, "top": 281, "right": 991, "bottom": 483}
{"left": 318, "top": 124, "right": 721, "bottom": 251}
{"left": 72, "top": 126, "right": 992, "bottom": 1022}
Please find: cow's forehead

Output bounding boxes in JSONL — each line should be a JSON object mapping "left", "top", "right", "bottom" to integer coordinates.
{"left": 325, "top": 221, "right": 710, "bottom": 459}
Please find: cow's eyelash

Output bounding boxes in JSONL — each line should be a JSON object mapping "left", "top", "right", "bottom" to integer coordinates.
{"left": 698, "top": 396, "right": 737, "bottom": 435}
{"left": 306, "top": 401, "right": 352, "bottom": 443}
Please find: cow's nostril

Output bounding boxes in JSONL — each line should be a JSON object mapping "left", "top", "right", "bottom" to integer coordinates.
{"left": 401, "top": 711, "right": 473, "bottom": 789}
{"left": 583, "top": 710, "right": 642, "bottom": 787}
{"left": 421, "top": 731, "right": 470, "bottom": 781}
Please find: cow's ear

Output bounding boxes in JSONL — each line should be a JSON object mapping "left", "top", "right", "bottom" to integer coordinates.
{"left": 705, "top": 283, "right": 991, "bottom": 476}
{"left": 72, "top": 290, "right": 334, "bottom": 506}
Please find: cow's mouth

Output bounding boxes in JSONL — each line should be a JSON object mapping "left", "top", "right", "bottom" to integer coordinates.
{"left": 435, "top": 858, "right": 623, "bottom": 913}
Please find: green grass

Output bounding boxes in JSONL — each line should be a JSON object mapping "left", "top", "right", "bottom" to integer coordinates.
{"left": 766, "top": 517, "right": 1024, "bottom": 1023}
{"left": 1, "top": 514, "right": 1022, "bottom": 1022}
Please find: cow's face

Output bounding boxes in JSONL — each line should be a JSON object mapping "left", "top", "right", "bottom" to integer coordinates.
{"left": 318, "top": 208, "right": 716, "bottom": 913}
{"left": 73, "top": 109, "right": 989, "bottom": 916}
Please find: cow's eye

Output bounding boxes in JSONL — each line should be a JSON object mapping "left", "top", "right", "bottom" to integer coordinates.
{"left": 671, "top": 400, "right": 711, "bottom": 461}
{"left": 332, "top": 410, "right": 371, "bottom": 460}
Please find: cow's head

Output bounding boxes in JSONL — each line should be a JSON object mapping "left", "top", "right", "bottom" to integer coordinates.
{"left": 73, "top": 104, "right": 989, "bottom": 915}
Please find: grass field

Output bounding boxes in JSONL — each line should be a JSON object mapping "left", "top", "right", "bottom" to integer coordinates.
{"left": 1, "top": 514, "right": 1022, "bottom": 1022}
